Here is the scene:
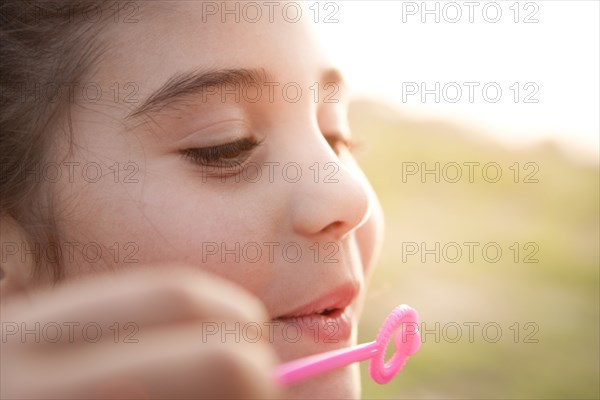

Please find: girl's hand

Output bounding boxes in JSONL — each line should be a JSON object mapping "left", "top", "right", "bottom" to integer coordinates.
{"left": 1, "top": 265, "right": 280, "bottom": 399}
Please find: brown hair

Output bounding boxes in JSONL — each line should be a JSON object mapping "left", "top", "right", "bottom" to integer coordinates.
{"left": 0, "top": 1, "right": 112, "bottom": 281}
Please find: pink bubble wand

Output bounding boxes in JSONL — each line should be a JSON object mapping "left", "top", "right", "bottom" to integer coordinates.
{"left": 273, "top": 304, "right": 421, "bottom": 386}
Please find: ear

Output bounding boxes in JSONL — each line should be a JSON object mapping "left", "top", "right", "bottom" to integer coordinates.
{"left": 0, "top": 215, "right": 38, "bottom": 299}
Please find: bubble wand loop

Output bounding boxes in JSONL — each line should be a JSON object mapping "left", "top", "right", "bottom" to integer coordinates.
{"left": 273, "top": 304, "right": 421, "bottom": 386}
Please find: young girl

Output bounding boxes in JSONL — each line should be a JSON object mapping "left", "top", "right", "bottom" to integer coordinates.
{"left": 0, "top": 1, "right": 384, "bottom": 398}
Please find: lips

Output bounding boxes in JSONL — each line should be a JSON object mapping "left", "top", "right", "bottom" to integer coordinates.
{"left": 273, "top": 282, "right": 359, "bottom": 344}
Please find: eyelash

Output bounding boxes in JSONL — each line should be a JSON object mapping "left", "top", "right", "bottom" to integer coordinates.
{"left": 181, "top": 137, "right": 261, "bottom": 168}
{"left": 181, "top": 134, "right": 357, "bottom": 170}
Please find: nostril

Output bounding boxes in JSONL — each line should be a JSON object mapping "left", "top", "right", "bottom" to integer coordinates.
{"left": 322, "top": 220, "right": 347, "bottom": 238}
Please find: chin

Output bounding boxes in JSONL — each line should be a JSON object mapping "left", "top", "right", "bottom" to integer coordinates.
{"left": 282, "top": 364, "right": 361, "bottom": 400}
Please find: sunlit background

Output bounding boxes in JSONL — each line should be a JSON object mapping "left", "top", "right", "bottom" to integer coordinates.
{"left": 314, "top": 1, "right": 599, "bottom": 399}
{"left": 316, "top": 0, "right": 599, "bottom": 163}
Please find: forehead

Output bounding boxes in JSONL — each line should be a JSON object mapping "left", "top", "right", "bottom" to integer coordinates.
{"left": 95, "top": 1, "right": 328, "bottom": 94}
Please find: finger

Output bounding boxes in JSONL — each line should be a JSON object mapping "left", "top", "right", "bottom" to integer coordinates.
{"left": 1, "top": 265, "right": 269, "bottom": 347}
{"left": 14, "top": 321, "right": 280, "bottom": 399}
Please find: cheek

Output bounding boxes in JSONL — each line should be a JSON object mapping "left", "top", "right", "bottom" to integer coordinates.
{"left": 54, "top": 159, "right": 272, "bottom": 290}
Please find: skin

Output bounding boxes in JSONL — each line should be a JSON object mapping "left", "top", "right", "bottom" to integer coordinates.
{"left": 0, "top": 2, "right": 384, "bottom": 399}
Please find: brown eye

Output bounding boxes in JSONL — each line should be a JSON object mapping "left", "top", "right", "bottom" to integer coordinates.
{"left": 182, "top": 137, "right": 261, "bottom": 168}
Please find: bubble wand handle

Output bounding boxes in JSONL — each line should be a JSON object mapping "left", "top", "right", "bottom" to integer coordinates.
{"left": 274, "top": 341, "right": 379, "bottom": 386}
{"left": 273, "top": 304, "right": 421, "bottom": 386}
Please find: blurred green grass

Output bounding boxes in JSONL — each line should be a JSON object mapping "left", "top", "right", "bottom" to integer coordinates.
{"left": 350, "top": 100, "right": 599, "bottom": 399}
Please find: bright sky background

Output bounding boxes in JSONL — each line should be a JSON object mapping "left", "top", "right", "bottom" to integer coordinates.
{"left": 314, "top": 1, "right": 599, "bottom": 162}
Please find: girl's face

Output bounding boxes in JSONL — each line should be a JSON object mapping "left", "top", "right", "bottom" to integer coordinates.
{"left": 51, "top": 2, "right": 383, "bottom": 398}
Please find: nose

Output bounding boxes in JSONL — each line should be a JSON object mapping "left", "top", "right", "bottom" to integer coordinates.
{"left": 289, "top": 138, "right": 371, "bottom": 241}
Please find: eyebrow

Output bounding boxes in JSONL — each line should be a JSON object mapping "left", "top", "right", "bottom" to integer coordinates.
{"left": 126, "top": 67, "right": 347, "bottom": 119}
{"left": 126, "top": 67, "right": 274, "bottom": 119}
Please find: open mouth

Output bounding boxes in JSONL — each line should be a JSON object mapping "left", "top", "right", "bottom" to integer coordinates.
{"left": 274, "top": 282, "right": 359, "bottom": 320}
{"left": 275, "top": 307, "right": 344, "bottom": 320}
{"left": 273, "top": 306, "right": 353, "bottom": 343}
{"left": 271, "top": 282, "right": 359, "bottom": 343}
{"left": 315, "top": 308, "right": 342, "bottom": 317}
